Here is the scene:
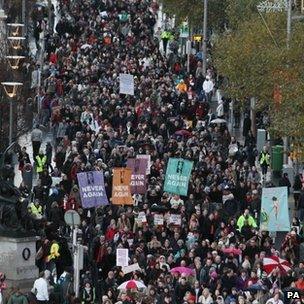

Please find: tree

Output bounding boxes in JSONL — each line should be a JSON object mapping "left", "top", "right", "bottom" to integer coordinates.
{"left": 160, "top": 0, "right": 228, "bottom": 31}
{"left": 225, "top": 0, "right": 260, "bottom": 29}
{"left": 213, "top": 13, "right": 304, "bottom": 138}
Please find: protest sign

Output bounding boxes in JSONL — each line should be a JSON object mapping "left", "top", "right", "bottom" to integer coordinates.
{"left": 260, "top": 187, "right": 290, "bottom": 232}
{"left": 77, "top": 171, "right": 109, "bottom": 208}
{"left": 137, "top": 211, "right": 147, "bottom": 224}
{"left": 127, "top": 158, "right": 147, "bottom": 194}
{"left": 119, "top": 73, "right": 134, "bottom": 95}
{"left": 127, "top": 239, "right": 134, "bottom": 247}
{"left": 122, "top": 263, "right": 141, "bottom": 275}
{"left": 169, "top": 214, "right": 182, "bottom": 226}
{"left": 112, "top": 168, "right": 133, "bottom": 205}
{"left": 116, "top": 248, "right": 129, "bottom": 267}
{"left": 136, "top": 154, "right": 151, "bottom": 174}
{"left": 164, "top": 158, "right": 193, "bottom": 196}
{"left": 179, "top": 21, "right": 189, "bottom": 38}
{"left": 154, "top": 214, "right": 164, "bottom": 226}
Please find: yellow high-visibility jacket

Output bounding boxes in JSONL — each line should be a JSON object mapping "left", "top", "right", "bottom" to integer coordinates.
{"left": 47, "top": 242, "right": 60, "bottom": 261}
{"left": 36, "top": 155, "right": 47, "bottom": 173}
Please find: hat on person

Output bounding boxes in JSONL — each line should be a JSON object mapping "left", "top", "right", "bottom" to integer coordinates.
{"left": 187, "top": 294, "right": 196, "bottom": 303}
{"left": 210, "top": 271, "right": 218, "bottom": 279}
{"left": 204, "top": 186, "right": 210, "bottom": 193}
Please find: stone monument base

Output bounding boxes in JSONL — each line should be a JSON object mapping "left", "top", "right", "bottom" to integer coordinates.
{"left": 0, "top": 236, "right": 40, "bottom": 290}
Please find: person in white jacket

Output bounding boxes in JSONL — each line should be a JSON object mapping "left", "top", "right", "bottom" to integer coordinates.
{"left": 198, "top": 288, "right": 214, "bottom": 304}
{"left": 216, "top": 100, "right": 224, "bottom": 118}
{"left": 202, "top": 76, "right": 214, "bottom": 102}
{"left": 266, "top": 293, "right": 283, "bottom": 304}
{"left": 32, "top": 271, "right": 49, "bottom": 304}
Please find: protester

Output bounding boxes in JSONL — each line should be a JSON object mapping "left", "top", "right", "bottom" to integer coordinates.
{"left": 7, "top": 287, "right": 28, "bottom": 304}
{"left": 259, "top": 146, "right": 270, "bottom": 179}
{"left": 4, "top": 0, "right": 304, "bottom": 303}
{"left": 32, "top": 272, "right": 49, "bottom": 304}
{"left": 31, "top": 125, "right": 43, "bottom": 160}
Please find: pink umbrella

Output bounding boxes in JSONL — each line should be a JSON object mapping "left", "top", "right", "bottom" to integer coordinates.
{"left": 170, "top": 266, "right": 195, "bottom": 276}
{"left": 263, "top": 256, "right": 291, "bottom": 275}
{"left": 222, "top": 247, "right": 242, "bottom": 256}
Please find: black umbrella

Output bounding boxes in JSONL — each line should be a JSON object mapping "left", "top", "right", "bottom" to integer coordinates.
{"left": 150, "top": 204, "right": 169, "bottom": 213}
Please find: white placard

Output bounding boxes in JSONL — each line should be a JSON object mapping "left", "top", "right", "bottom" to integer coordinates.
{"left": 116, "top": 248, "right": 129, "bottom": 267}
{"left": 169, "top": 214, "right": 182, "bottom": 226}
{"left": 137, "top": 211, "right": 147, "bottom": 224}
{"left": 127, "top": 239, "right": 134, "bottom": 247}
{"left": 122, "top": 263, "right": 141, "bottom": 274}
{"left": 119, "top": 73, "right": 134, "bottom": 95}
{"left": 136, "top": 154, "right": 151, "bottom": 174}
{"left": 154, "top": 214, "right": 164, "bottom": 226}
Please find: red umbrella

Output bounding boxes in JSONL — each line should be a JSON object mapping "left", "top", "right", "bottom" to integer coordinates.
{"left": 263, "top": 256, "right": 291, "bottom": 275}
{"left": 118, "top": 280, "right": 146, "bottom": 290}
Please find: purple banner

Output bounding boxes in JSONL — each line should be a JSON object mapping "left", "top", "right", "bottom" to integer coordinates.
{"left": 126, "top": 158, "right": 147, "bottom": 194}
{"left": 77, "top": 171, "right": 109, "bottom": 208}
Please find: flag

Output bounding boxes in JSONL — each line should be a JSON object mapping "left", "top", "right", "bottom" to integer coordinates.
{"left": 164, "top": 158, "right": 193, "bottom": 196}
{"left": 112, "top": 168, "right": 133, "bottom": 205}
{"left": 77, "top": 171, "right": 109, "bottom": 208}
{"left": 126, "top": 158, "right": 147, "bottom": 194}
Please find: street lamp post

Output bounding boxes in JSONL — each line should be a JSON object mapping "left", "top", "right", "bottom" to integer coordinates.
{"left": 1, "top": 82, "right": 23, "bottom": 144}
{"left": 202, "top": 0, "right": 208, "bottom": 76}
{"left": 7, "top": 36, "right": 26, "bottom": 49}
{"left": 5, "top": 55, "right": 25, "bottom": 70}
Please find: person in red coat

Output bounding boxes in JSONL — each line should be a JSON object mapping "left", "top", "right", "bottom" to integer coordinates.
{"left": 105, "top": 219, "right": 118, "bottom": 241}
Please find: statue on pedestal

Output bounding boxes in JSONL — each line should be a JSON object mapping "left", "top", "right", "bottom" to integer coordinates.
{"left": 0, "top": 180, "right": 36, "bottom": 237}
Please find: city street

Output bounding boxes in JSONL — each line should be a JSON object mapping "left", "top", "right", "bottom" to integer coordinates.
{"left": 0, "top": 1, "right": 303, "bottom": 304}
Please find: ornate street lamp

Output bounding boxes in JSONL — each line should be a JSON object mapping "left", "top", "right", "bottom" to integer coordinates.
{"left": 1, "top": 82, "right": 23, "bottom": 144}
{"left": 5, "top": 55, "right": 25, "bottom": 69}
{"left": 7, "top": 36, "right": 25, "bottom": 50}
{"left": 7, "top": 23, "right": 24, "bottom": 36}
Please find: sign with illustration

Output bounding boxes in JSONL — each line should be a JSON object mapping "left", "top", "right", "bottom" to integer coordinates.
{"left": 260, "top": 187, "right": 290, "bottom": 232}
{"left": 164, "top": 158, "right": 193, "bottom": 196}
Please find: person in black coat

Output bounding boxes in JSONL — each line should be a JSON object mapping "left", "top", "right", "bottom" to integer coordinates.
{"left": 55, "top": 146, "right": 66, "bottom": 172}
{"left": 46, "top": 142, "right": 54, "bottom": 173}
{"left": 242, "top": 113, "right": 251, "bottom": 138}
{"left": 40, "top": 169, "right": 52, "bottom": 188}
{"left": 48, "top": 201, "right": 63, "bottom": 226}
{"left": 221, "top": 269, "right": 237, "bottom": 294}
{"left": 18, "top": 146, "right": 31, "bottom": 171}
{"left": 81, "top": 282, "right": 95, "bottom": 304}
{"left": 174, "top": 277, "right": 192, "bottom": 304}
{"left": 298, "top": 190, "right": 304, "bottom": 221}
{"left": 279, "top": 172, "right": 292, "bottom": 195}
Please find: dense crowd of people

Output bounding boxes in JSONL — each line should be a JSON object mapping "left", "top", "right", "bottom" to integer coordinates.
{"left": 2, "top": 0, "right": 304, "bottom": 304}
